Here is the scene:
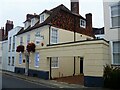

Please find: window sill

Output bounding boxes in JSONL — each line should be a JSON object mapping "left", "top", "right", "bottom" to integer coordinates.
{"left": 51, "top": 67, "right": 59, "bottom": 69}
{"left": 111, "top": 64, "right": 120, "bottom": 66}
{"left": 110, "top": 26, "right": 120, "bottom": 29}
{"left": 35, "top": 66, "right": 39, "bottom": 68}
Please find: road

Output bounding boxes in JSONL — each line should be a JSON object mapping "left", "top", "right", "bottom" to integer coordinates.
{"left": 0, "top": 72, "right": 112, "bottom": 90}
{"left": 1, "top": 73, "right": 52, "bottom": 89}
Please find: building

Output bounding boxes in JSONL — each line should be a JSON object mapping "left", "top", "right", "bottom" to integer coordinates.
{"left": 0, "top": 41, "right": 2, "bottom": 69}
{"left": 15, "top": 0, "right": 110, "bottom": 87}
{"left": 0, "top": 20, "right": 14, "bottom": 71}
{"left": 0, "top": 27, "right": 4, "bottom": 69}
{"left": 93, "top": 27, "right": 105, "bottom": 39}
{"left": 103, "top": 1, "right": 120, "bottom": 66}
{"left": 7, "top": 26, "right": 23, "bottom": 72}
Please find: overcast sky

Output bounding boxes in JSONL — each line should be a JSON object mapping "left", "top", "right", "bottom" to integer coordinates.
{"left": 0, "top": 0, "right": 104, "bottom": 28}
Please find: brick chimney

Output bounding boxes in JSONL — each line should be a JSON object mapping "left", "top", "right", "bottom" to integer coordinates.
{"left": 26, "top": 14, "right": 34, "bottom": 20}
{"left": 5, "top": 20, "right": 14, "bottom": 36}
{"left": 86, "top": 13, "right": 94, "bottom": 37}
{"left": 71, "top": 0, "right": 79, "bottom": 14}
{"left": 0, "top": 27, "right": 4, "bottom": 41}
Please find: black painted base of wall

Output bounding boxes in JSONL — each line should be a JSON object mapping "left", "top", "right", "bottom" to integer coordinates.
{"left": 15, "top": 67, "right": 49, "bottom": 80}
{"left": 15, "top": 67, "right": 25, "bottom": 74}
{"left": 84, "top": 76, "right": 104, "bottom": 87}
{"left": 28, "top": 69, "right": 49, "bottom": 80}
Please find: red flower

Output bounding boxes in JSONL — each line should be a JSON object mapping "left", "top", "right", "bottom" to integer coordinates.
{"left": 26, "top": 42, "right": 36, "bottom": 52}
{"left": 16, "top": 45, "right": 24, "bottom": 52}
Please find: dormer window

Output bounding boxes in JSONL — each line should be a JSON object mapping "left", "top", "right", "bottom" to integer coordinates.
{"left": 40, "top": 14, "right": 44, "bottom": 23}
{"left": 80, "top": 19, "right": 86, "bottom": 28}
{"left": 31, "top": 19, "right": 34, "bottom": 27}
{"left": 24, "top": 21, "right": 31, "bottom": 29}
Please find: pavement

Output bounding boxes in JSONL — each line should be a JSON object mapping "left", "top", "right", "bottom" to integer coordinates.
{"left": 1, "top": 70, "right": 85, "bottom": 88}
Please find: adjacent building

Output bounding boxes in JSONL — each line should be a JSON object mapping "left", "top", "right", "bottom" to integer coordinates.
{"left": 7, "top": 26, "right": 23, "bottom": 72}
{"left": 93, "top": 27, "right": 105, "bottom": 39}
{"left": 0, "top": 20, "right": 14, "bottom": 71}
{"left": 103, "top": 1, "right": 120, "bottom": 66}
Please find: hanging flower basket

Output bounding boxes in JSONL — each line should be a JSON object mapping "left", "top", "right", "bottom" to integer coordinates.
{"left": 16, "top": 45, "right": 24, "bottom": 52}
{"left": 26, "top": 42, "right": 36, "bottom": 52}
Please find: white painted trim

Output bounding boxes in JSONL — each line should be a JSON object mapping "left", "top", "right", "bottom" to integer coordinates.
{"left": 109, "top": 5, "right": 112, "bottom": 28}
{"left": 50, "top": 27, "right": 59, "bottom": 44}
{"left": 51, "top": 57, "right": 59, "bottom": 68}
{"left": 110, "top": 41, "right": 114, "bottom": 64}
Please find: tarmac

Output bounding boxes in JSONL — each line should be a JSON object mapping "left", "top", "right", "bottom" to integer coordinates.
{"left": 1, "top": 70, "right": 85, "bottom": 88}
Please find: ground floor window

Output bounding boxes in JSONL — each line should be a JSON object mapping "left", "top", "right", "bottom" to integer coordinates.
{"left": 51, "top": 57, "right": 59, "bottom": 68}
{"left": 12, "top": 57, "right": 14, "bottom": 66}
{"left": 113, "top": 41, "right": 120, "bottom": 65}
{"left": 35, "top": 52, "right": 40, "bottom": 67}
{"left": 19, "top": 53, "right": 22, "bottom": 64}
{"left": 8, "top": 57, "right": 10, "bottom": 65}
{"left": 0, "top": 57, "right": 2, "bottom": 64}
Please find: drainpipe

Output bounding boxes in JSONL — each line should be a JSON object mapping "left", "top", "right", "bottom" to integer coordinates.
{"left": 73, "top": 17, "right": 76, "bottom": 76}
{"left": 49, "top": 57, "right": 52, "bottom": 79}
{"left": 73, "top": 57, "right": 76, "bottom": 76}
{"left": 49, "top": 25, "right": 51, "bottom": 45}
{"left": 74, "top": 17, "right": 76, "bottom": 42}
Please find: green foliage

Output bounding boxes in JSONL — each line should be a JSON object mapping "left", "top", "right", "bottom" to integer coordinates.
{"left": 103, "top": 64, "right": 120, "bottom": 89}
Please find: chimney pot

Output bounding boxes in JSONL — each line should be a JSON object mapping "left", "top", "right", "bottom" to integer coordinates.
{"left": 5, "top": 20, "right": 14, "bottom": 37}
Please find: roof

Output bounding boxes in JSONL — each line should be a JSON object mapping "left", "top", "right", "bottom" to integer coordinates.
{"left": 17, "top": 4, "right": 86, "bottom": 36}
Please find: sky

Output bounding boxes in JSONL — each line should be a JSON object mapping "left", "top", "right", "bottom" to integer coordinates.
{"left": 0, "top": 0, "right": 104, "bottom": 28}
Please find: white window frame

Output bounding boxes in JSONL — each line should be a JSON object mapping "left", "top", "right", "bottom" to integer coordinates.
{"left": 51, "top": 57, "right": 59, "bottom": 68}
{"left": 19, "top": 52, "right": 22, "bottom": 65}
{"left": 51, "top": 27, "right": 58, "bottom": 44}
{"left": 27, "top": 34, "right": 30, "bottom": 44}
{"left": 34, "top": 52, "right": 40, "bottom": 67}
{"left": 12, "top": 36, "right": 15, "bottom": 51}
{"left": 20, "top": 37, "right": 23, "bottom": 45}
{"left": 12, "top": 57, "right": 14, "bottom": 66}
{"left": 40, "top": 14, "right": 44, "bottom": 23}
{"left": 31, "top": 18, "right": 34, "bottom": 27}
{"left": 8, "top": 57, "right": 10, "bottom": 65}
{"left": 35, "top": 31, "right": 41, "bottom": 45}
{"left": 80, "top": 19, "right": 86, "bottom": 28}
{"left": 110, "top": 2, "right": 120, "bottom": 28}
{"left": 9, "top": 37, "right": 11, "bottom": 52}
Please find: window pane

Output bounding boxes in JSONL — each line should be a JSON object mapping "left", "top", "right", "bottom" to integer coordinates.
{"left": 12, "top": 57, "right": 14, "bottom": 66}
{"left": 80, "top": 19, "right": 86, "bottom": 28}
{"left": 27, "top": 34, "right": 30, "bottom": 44}
{"left": 35, "top": 52, "right": 39, "bottom": 67}
{"left": 112, "top": 16, "right": 120, "bottom": 27}
{"left": 113, "top": 41, "right": 120, "bottom": 52}
{"left": 111, "top": 3, "right": 120, "bottom": 27}
{"left": 51, "top": 57, "right": 58, "bottom": 68}
{"left": 19, "top": 53, "right": 22, "bottom": 64}
{"left": 20, "top": 37, "right": 23, "bottom": 45}
{"left": 51, "top": 28, "right": 58, "bottom": 44}
{"left": 111, "top": 5, "right": 120, "bottom": 16}
{"left": 113, "top": 53, "right": 120, "bottom": 64}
